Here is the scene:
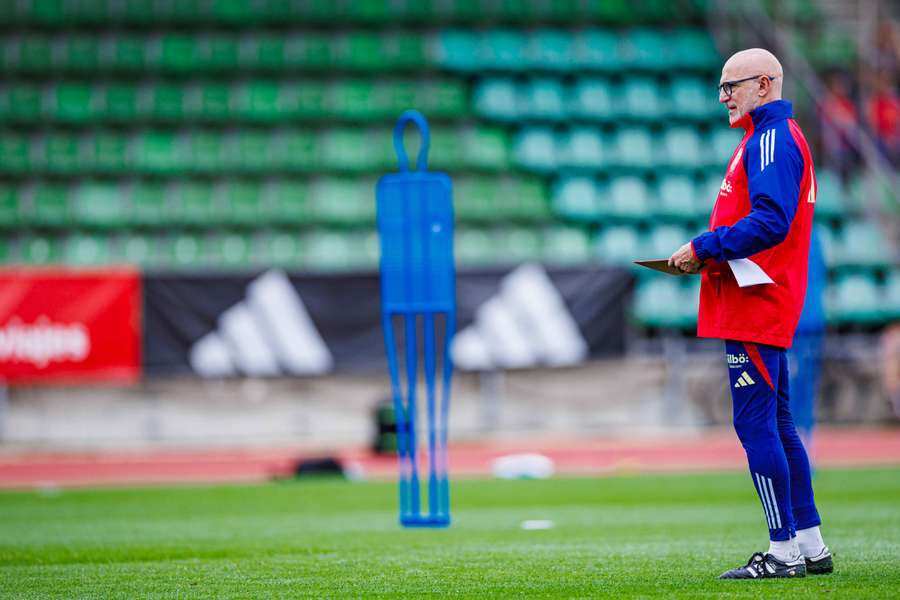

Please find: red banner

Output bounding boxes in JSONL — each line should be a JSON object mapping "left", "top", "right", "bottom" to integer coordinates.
{"left": 0, "top": 268, "right": 141, "bottom": 385}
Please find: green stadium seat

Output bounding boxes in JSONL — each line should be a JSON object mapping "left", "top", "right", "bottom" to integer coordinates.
{"left": 813, "top": 169, "right": 846, "bottom": 219}
{"left": 485, "top": 30, "right": 528, "bottom": 71}
{"left": 607, "top": 176, "right": 650, "bottom": 220}
{"left": 259, "top": 231, "right": 304, "bottom": 268}
{"left": 424, "top": 128, "right": 463, "bottom": 171}
{"left": 647, "top": 225, "right": 688, "bottom": 259}
{"left": 542, "top": 226, "right": 591, "bottom": 265}
{"left": 660, "top": 127, "right": 703, "bottom": 169}
{"left": 193, "top": 82, "right": 233, "bottom": 121}
{"left": 168, "top": 233, "right": 205, "bottom": 268}
{"left": 520, "top": 78, "right": 565, "bottom": 121}
{"left": 0, "top": 133, "right": 31, "bottom": 174}
{"left": 320, "top": 129, "right": 376, "bottom": 172}
{"left": 620, "top": 29, "right": 669, "bottom": 71}
{"left": 277, "top": 131, "right": 318, "bottom": 172}
{"left": 495, "top": 227, "right": 543, "bottom": 263}
{"left": 709, "top": 128, "right": 743, "bottom": 166}
{"left": 657, "top": 175, "right": 697, "bottom": 221}
{"left": 129, "top": 183, "right": 169, "bottom": 227}
{"left": 474, "top": 78, "right": 518, "bottom": 122}
{"left": 266, "top": 180, "right": 308, "bottom": 224}
{"left": 572, "top": 29, "right": 620, "bottom": 71}
{"left": 611, "top": 127, "right": 653, "bottom": 170}
{"left": 422, "top": 79, "right": 467, "bottom": 118}
{"left": 284, "top": 34, "right": 333, "bottom": 70}
{"left": 454, "top": 178, "right": 494, "bottom": 223}
{"left": 72, "top": 182, "right": 127, "bottom": 228}
{"left": 173, "top": 181, "right": 217, "bottom": 226}
{"left": 831, "top": 274, "right": 882, "bottom": 324}
{"left": 331, "top": 80, "right": 382, "bottom": 120}
{"left": 885, "top": 270, "right": 900, "bottom": 320}
{"left": 513, "top": 128, "right": 557, "bottom": 172}
{"left": 634, "top": 278, "right": 684, "bottom": 329}
{"left": 461, "top": 127, "right": 509, "bottom": 170}
{"left": 27, "top": 184, "right": 70, "bottom": 228}
{"left": 187, "top": 131, "right": 226, "bottom": 173}
{"left": 333, "top": 32, "right": 384, "bottom": 70}
{"left": 697, "top": 172, "right": 722, "bottom": 215}
{"left": 221, "top": 181, "right": 264, "bottom": 226}
{"left": 135, "top": 131, "right": 181, "bottom": 174}
{"left": 247, "top": 35, "right": 286, "bottom": 70}
{"left": 101, "top": 84, "right": 141, "bottom": 122}
{"left": 503, "top": 177, "right": 550, "bottom": 221}
{"left": 0, "top": 185, "right": 19, "bottom": 228}
{"left": 530, "top": 30, "right": 573, "bottom": 71}
{"left": 838, "top": 221, "right": 891, "bottom": 268}
{"left": 383, "top": 32, "right": 427, "bottom": 69}
{"left": 208, "top": 0, "right": 258, "bottom": 24}
{"left": 206, "top": 35, "right": 241, "bottom": 72}
{"left": 107, "top": 36, "right": 146, "bottom": 72}
{"left": 232, "top": 129, "right": 277, "bottom": 173}
{"left": 303, "top": 229, "right": 355, "bottom": 271}
{"left": 670, "top": 78, "right": 720, "bottom": 120}
{"left": 61, "top": 36, "right": 100, "bottom": 72}
{"left": 455, "top": 229, "right": 497, "bottom": 267}
{"left": 594, "top": 225, "right": 640, "bottom": 267}
{"left": 307, "top": 179, "right": 374, "bottom": 226}
{"left": 117, "top": 234, "right": 154, "bottom": 266}
{"left": 88, "top": 131, "right": 129, "bottom": 174}
{"left": 210, "top": 232, "right": 254, "bottom": 269}
{"left": 1, "top": 84, "right": 43, "bottom": 123}
{"left": 0, "top": 236, "right": 10, "bottom": 263}
{"left": 64, "top": 233, "right": 113, "bottom": 265}
{"left": 42, "top": 133, "right": 82, "bottom": 174}
{"left": 237, "top": 81, "right": 285, "bottom": 121}
{"left": 557, "top": 127, "right": 607, "bottom": 171}
{"left": 154, "top": 35, "right": 202, "bottom": 72}
{"left": 570, "top": 78, "right": 613, "bottom": 120}
{"left": 21, "top": 235, "right": 63, "bottom": 264}
{"left": 15, "top": 36, "right": 54, "bottom": 72}
{"left": 147, "top": 84, "right": 186, "bottom": 121}
{"left": 435, "top": 30, "right": 481, "bottom": 72}
{"left": 50, "top": 83, "right": 95, "bottom": 123}
{"left": 671, "top": 29, "right": 720, "bottom": 70}
{"left": 552, "top": 177, "right": 599, "bottom": 221}
{"left": 618, "top": 78, "right": 659, "bottom": 120}
{"left": 815, "top": 223, "right": 838, "bottom": 266}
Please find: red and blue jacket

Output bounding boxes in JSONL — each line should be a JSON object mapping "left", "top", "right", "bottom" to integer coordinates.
{"left": 691, "top": 100, "right": 816, "bottom": 349}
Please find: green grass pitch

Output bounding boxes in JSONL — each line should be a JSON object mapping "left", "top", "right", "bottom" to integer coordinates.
{"left": 1, "top": 467, "right": 899, "bottom": 598}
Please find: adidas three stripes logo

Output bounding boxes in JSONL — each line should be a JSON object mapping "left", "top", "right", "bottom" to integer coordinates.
{"left": 755, "top": 472, "right": 782, "bottom": 529}
{"left": 760, "top": 128, "right": 776, "bottom": 171}
{"left": 734, "top": 371, "right": 756, "bottom": 388}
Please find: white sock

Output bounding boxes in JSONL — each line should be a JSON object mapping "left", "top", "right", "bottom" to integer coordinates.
{"left": 797, "top": 526, "right": 826, "bottom": 558}
{"left": 768, "top": 538, "right": 801, "bottom": 562}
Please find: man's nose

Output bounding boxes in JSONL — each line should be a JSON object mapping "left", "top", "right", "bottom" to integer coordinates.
{"left": 719, "top": 88, "right": 730, "bottom": 104}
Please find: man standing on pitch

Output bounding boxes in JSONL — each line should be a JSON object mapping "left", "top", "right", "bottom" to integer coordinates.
{"left": 668, "top": 48, "right": 832, "bottom": 579}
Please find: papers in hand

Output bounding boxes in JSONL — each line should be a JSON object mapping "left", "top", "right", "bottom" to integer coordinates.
{"left": 727, "top": 258, "right": 774, "bottom": 287}
{"left": 633, "top": 259, "right": 693, "bottom": 275}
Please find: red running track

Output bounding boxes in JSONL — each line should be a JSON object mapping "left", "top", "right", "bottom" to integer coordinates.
{"left": 1, "top": 427, "right": 898, "bottom": 489}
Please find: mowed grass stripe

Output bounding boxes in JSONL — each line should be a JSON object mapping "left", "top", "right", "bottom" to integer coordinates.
{"left": 1, "top": 468, "right": 898, "bottom": 598}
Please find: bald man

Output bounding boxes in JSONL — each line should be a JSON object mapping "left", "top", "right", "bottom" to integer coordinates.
{"left": 668, "top": 49, "right": 833, "bottom": 579}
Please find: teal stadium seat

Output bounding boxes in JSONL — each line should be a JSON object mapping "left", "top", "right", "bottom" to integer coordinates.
{"left": 266, "top": 180, "right": 309, "bottom": 225}
{"left": 307, "top": 179, "right": 374, "bottom": 226}
{"left": 572, "top": 29, "right": 620, "bottom": 71}
{"left": 671, "top": 29, "right": 720, "bottom": 70}
{"left": 885, "top": 270, "right": 900, "bottom": 320}
{"left": 13, "top": 35, "right": 54, "bottom": 72}
{"left": 474, "top": 78, "right": 518, "bottom": 122}
{"left": 542, "top": 226, "right": 591, "bottom": 265}
{"left": 135, "top": 130, "right": 182, "bottom": 174}
{"left": 484, "top": 30, "right": 529, "bottom": 71}
{"left": 454, "top": 178, "right": 498, "bottom": 223}
{"left": 634, "top": 278, "right": 684, "bottom": 328}
{"left": 42, "top": 133, "right": 82, "bottom": 174}
{"left": 670, "top": 78, "right": 720, "bottom": 120}
{"left": 552, "top": 177, "right": 599, "bottom": 222}
{"left": 89, "top": 131, "right": 129, "bottom": 174}
{"left": 559, "top": 127, "right": 604, "bottom": 170}
{"left": 832, "top": 274, "right": 882, "bottom": 324}
{"left": 211, "top": 233, "right": 254, "bottom": 269}
{"left": 611, "top": 127, "right": 653, "bottom": 170}
{"left": 0, "top": 133, "right": 30, "bottom": 174}
{"left": 61, "top": 35, "right": 100, "bottom": 72}
{"left": 514, "top": 127, "right": 558, "bottom": 173}
{"left": 237, "top": 81, "right": 284, "bottom": 122}
{"left": 101, "top": 84, "right": 140, "bottom": 123}
{"left": 529, "top": 30, "right": 573, "bottom": 71}
{"left": 619, "top": 78, "right": 659, "bottom": 121}
{"left": 709, "top": 128, "right": 743, "bottom": 167}
{"left": 72, "top": 182, "right": 127, "bottom": 229}
{"left": 647, "top": 224, "right": 688, "bottom": 259}
{"left": 455, "top": 229, "right": 496, "bottom": 268}
{"left": 500, "top": 177, "right": 550, "bottom": 221}
{"left": 205, "top": 35, "right": 241, "bottom": 72}
{"left": 64, "top": 233, "right": 113, "bottom": 265}
{"left": 838, "top": 221, "right": 891, "bottom": 268}
{"left": 303, "top": 230, "right": 356, "bottom": 271}
{"left": 607, "top": 176, "right": 651, "bottom": 221}
{"left": 620, "top": 29, "right": 669, "bottom": 71}
{"left": 495, "top": 227, "right": 543, "bottom": 263}
{"left": 21, "top": 235, "right": 63, "bottom": 264}
{"left": 129, "top": 183, "right": 169, "bottom": 227}
{"left": 26, "top": 184, "right": 69, "bottom": 228}
{"left": 519, "top": 78, "right": 565, "bottom": 120}
{"left": 435, "top": 31, "right": 480, "bottom": 72}
{"left": 657, "top": 175, "right": 697, "bottom": 221}
{"left": 107, "top": 36, "right": 146, "bottom": 72}
{"left": 221, "top": 180, "right": 264, "bottom": 226}
{"left": 570, "top": 78, "right": 613, "bottom": 120}
{"left": 594, "top": 225, "right": 640, "bottom": 266}
{"left": 660, "top": 127, "right": 703, "bottom": 170}
{"left": 461, "top": 127, "right": 509, "bottom": 170}
{"left": 814, "top": 169, "right": 847, "bottom": 219}
{"left": 259, "top": 231, "right": 304, "bottom": 268}
{"left": 1, "top": 84, "right": 43, "bottom": 123}
{"left": 172, "top": 181, "right": 218, "bottom": 227}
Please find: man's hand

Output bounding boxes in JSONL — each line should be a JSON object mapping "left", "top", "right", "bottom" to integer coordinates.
{"left": 668, "top": 242, "right": 703, "bottom": 274}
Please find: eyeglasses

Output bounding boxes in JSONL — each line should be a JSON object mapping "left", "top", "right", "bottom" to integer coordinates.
{"left": 718, "top": 75, "right": 777, "bottom": 97}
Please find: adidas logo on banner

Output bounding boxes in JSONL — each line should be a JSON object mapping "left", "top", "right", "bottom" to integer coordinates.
{"left": 451, "top": 263, "right": 588, "bottom": 371}
{"left": 734, "top": 371, "right": 756, "bottom": 388}
{"left": 189, "top": 270, "right": 333, "bottom": 377}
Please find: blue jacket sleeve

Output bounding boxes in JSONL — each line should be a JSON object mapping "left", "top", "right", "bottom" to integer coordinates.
{"left": 692, "top": 124, "right": 803, "bottom": 262}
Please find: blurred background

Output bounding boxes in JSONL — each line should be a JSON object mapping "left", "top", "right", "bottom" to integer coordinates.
{"left": 0, "top": 0, "right": 897, "bottom": 481}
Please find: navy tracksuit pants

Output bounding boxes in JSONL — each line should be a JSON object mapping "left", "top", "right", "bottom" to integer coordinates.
{"left": 726, "top": 340, "right": 822, "bottom": 541}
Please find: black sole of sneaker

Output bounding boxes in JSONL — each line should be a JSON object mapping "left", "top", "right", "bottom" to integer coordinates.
{"left": 806, "top": 555, "right": 833, "bottom": 575}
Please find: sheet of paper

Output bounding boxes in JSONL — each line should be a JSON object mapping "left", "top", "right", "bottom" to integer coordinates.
{"left": 728, "top": 258, "right": 774, "bottom": 287}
